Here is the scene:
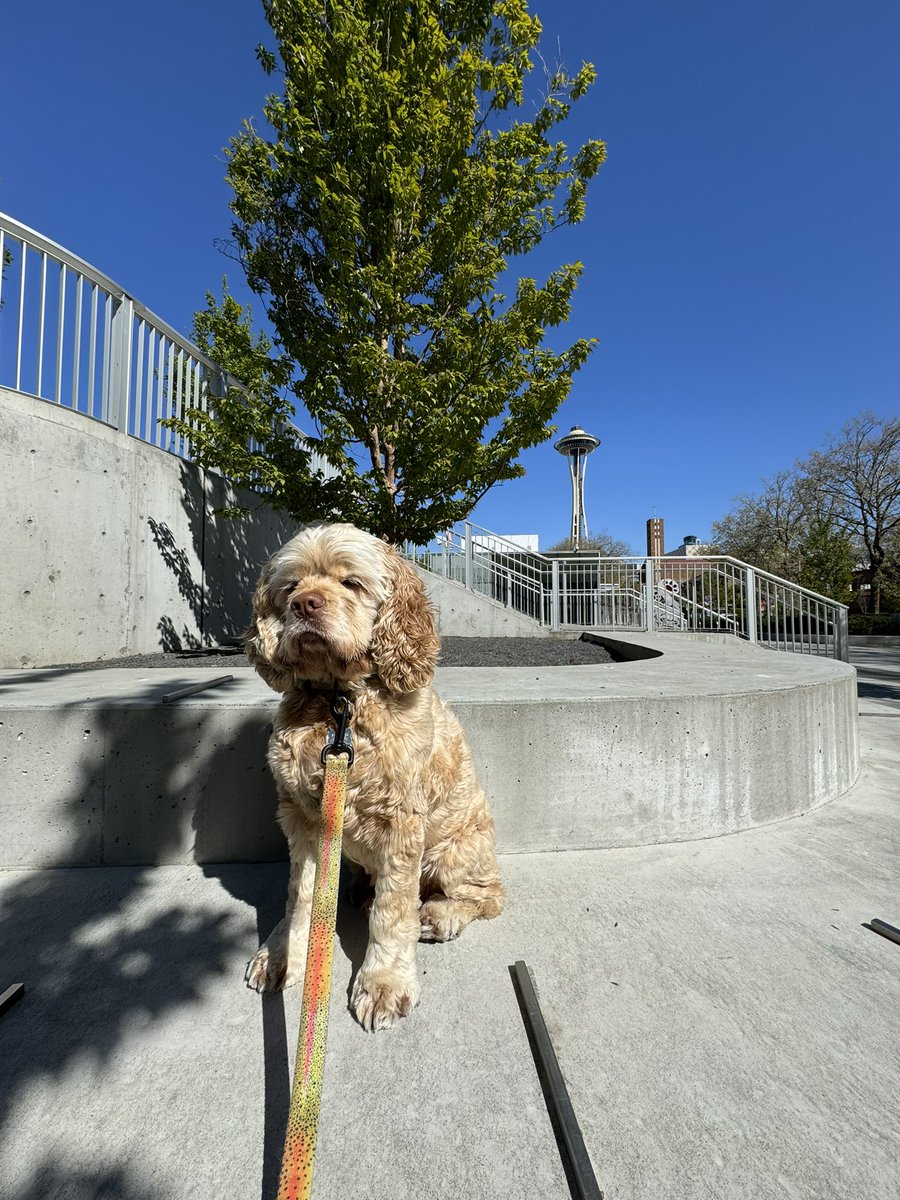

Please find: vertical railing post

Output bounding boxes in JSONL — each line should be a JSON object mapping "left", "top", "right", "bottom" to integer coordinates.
{"left": 644, "top": 558, "right": 655, "bottom": 633}
{"left": 464, "top": 522, "right": 474, "bottom": 592}
{"left": 745, "top": 565, "right": 758, "bottom": 645}
{"left": 550, "top": 558, "right": 560, "bottom": 631}
{"left": 110, "top": 294, "right": 133, "bottom": 432}
{"left": 835, "top": 606, "right": 849, "bottom": 662}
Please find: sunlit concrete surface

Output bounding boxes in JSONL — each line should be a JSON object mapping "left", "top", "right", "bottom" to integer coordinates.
{"left": 0, "top": 635, "right": 858, "bottom": 867}
{"left": 0, "top": 648, "right": 896, "bottom": 1199}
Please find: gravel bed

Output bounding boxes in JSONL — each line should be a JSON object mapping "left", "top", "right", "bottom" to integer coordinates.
{"left": 48, "top": 636, "right": 614, "bottom": 671}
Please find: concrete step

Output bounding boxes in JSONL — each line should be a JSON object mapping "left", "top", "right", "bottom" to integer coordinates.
{"left": 0, "top": 635, "right": 859, "bottom": 869}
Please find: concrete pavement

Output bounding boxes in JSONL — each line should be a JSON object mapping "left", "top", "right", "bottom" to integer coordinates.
{"left": 0, "top": 645, "right": 896, "bottom": 1199}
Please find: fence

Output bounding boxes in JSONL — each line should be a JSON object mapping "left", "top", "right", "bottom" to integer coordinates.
{"left": 408, "top": 522, "right": 850, "bottom": 661}
{"left": 0, "top": 212, "right": 239, "bottom": 456}
{"left": 0, "top": 211, "right": 332, "bottom": 475}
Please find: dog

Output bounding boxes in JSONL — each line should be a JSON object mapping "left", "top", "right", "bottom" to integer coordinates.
{"left": 244, "top": 523, "right": 504, "bottom": 1030}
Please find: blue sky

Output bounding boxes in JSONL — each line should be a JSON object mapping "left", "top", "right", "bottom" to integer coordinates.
{"left": 2, "top": 0, "right": 898, "bottom": 552}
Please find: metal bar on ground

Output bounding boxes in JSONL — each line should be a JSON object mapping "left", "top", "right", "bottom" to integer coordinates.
{"left": 510, "top": 960, "right": 604, "bottom": 1200}
{"left": 0, "top": 983, "right": 25, "bottom": 1017}
{"left": 161, "top": 675, "right": 233, "bottom": 704}
{"left": 866, "top": 919, "right": 900, "bottom": 947}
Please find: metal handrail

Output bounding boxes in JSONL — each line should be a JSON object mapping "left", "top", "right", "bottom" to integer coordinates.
{"left": 409, "top": 524, "right": 850, "bottom": 660}
{"left": 0, "top": 212, "right": 225, "bottom": 373}
{"left": 0, "top": 210, "right": 246, "bottom": 456}
{"left": 682, "top": 553, "right": 846, "bottom": 612}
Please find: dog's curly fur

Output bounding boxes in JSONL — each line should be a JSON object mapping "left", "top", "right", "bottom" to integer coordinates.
{"left": 245, "top": 523, "right": 504, "bottom": 1030}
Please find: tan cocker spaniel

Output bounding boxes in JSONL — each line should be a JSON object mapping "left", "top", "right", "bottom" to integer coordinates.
{"left": 245, "top": 523, "right": 504, "bottom": 1030}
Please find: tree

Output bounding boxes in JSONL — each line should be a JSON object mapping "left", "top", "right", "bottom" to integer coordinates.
{"left": 181, "top": 282, "right": 347, "bottom": 520}
{"left": 0, "top": 246, "right": 11, "bottom": 310}
{"left": 710, "top": 470, "right": 807, "bottom": 579}
{"left": 170, "top": 0, "right": 605, "bottom": 544}
{"left": 799, "top": 413, "right": 900, "bottom": 613}
{"left": 547, "top": 529, "right": 633, "bottom": 555}
{"left": 710, "top": 412, "right": 900, "bottom": 609}
{"left": 796, "top": 516, "right": 855, "bottom": 604}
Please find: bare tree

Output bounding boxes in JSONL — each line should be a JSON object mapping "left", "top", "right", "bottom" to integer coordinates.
{"left": 711, "top": 471, "right": 808, "bottom": 578}
{"left": 547, "top": 529, "right": 634, "bottom": 555}
{"left": 800, "top": 414, "right": 900, "bottom": 612}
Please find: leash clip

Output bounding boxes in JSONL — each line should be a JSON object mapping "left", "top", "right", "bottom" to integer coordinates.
{"left": 321, "top": 689, "right": 354, "bottom": 765}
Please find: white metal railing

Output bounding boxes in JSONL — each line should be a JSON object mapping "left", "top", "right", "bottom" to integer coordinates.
{"left": 409, "top": 523, "right": 548, "bottom": 622}
{"left": 0, "top": 211, "right": 333, "bottom": 478}
{"left": 0, "top": 211, "right": 239, "bottom": 454}
{"left": 407, "top": 523, "right": 850, "bottom": 661}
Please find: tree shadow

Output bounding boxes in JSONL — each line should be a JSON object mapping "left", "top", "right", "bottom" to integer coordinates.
{"left": 5, "top": 1160, "right": 167, "bottom": 1200}
{"left": 148, "top": 463, "right": 297, "bottom": 651}
{"left": 2, "top": 468, "right": 305, "bottom": 1192}
{"left": 203, "top": 861, "right": 291, "bottom": 1199}
{"left": 857, "top": 678, "right": 900, "bottom": 704}
{"left": 0, "top": 672, "right": 285, "bottom": 1193}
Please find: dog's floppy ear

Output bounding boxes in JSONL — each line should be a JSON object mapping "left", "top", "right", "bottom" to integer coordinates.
{"left": 244, "top": 558, "right": 294, "bottom": 694}
{"left": 371, "top": 549, "right": 440, "bottom": 694}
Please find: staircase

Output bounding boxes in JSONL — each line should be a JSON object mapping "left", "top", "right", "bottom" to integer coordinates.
{"left": 405, "top": 521, "right": 850, "bottom": 660}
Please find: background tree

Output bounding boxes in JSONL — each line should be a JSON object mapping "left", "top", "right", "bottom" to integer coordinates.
{"left": 798, "top": 413, "right": 900, "bottom": 612}
{"left": 546, "top": 529, "right": 634, "bottom": 555}
{"left": 711, "top": 412, "right": 900, "bottom": 609}
{"left": 795, "top": 516, "right": 855, "bottom": 603}
{"left": 710, "top": 471, "right": 807, "bottom": 579}
{"left": 168, "top": 0, "right": 605, "bottom": 544}
{"left": 0, "top": 246, "right": 11, "bottom": 310}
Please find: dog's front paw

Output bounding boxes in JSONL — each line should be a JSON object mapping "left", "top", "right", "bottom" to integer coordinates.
{"left": 351, "top": 967, "right": 420, "bottom": 1031}
{"left": 246, "top": 920, "right": 306, "bottom": 993}
{"left": 419, "top": 897, "right": 467, "bottom": 942}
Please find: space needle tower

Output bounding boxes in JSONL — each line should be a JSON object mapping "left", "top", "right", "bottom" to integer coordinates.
{"left": 554, "top": 425, "right": 600, "bottom": 552}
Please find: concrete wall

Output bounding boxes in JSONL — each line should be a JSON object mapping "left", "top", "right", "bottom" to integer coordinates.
{"left": 1, "top": 388, "right": 548, "bottom": 667}
{"left": 421, "top": 570, "right": 546, "bottom": 637}
{"left": 0, "top": 387, "right": 299, "bottom": 666}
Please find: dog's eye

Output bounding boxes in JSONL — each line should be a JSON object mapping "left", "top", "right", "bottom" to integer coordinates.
{"left": 283, "top": 580, "right": 297, "bottom": 594}
{"left": 341, "top": 578, "right": 363, "bottom": 591}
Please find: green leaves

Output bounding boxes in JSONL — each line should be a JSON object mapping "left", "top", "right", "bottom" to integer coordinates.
{"left": 196, "top": 0, "right": 605, "bottom": 543}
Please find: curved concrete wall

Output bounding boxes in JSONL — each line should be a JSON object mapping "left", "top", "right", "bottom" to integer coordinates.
{"left": 0, "top": 387, "right": 299, "bottom": 666}
{"left": 0, "top": 635, "right": 859, "bottom": 867}
{"left": 453, "top": 638, "right": 859, "bottom": 851}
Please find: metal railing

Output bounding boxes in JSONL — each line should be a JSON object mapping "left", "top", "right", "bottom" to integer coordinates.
{"left": 409, "top": 524, "right": 548, "bottom": 622}
{"left": 0, "top": 211, "right": 238, "bottom": 454}
{"left": 407, "top": 523, "right": 850, "bottom": 661}
{"left": 0, "top": 211, "right": 333, "bottom": 476}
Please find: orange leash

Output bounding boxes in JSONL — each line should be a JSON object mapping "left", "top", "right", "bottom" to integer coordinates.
{"left": 275, "top": 726, "right": 350, "bottom": 1199}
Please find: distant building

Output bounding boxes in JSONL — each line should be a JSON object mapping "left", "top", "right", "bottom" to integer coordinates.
{"left": 472, "top": 533, "right": 540, "bottom": 553}
{"left": 646, "top": 517, "right": 665, "bottom": 557}
{"left": 666, "top": 534, "right": 714, "bottom": 558}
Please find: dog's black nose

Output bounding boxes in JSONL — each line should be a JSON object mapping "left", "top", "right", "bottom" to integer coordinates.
{"left": 291, "top": 591, "right": 326, "bottom": 617}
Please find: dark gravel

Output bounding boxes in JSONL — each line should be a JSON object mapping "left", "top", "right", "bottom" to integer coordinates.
{"left": 49, "top": 635, "right": 615, "bottom": 671}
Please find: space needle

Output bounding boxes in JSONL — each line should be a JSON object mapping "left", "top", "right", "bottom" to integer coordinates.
{"left": 554, "top": 425, "right": 600, "bottom": 552}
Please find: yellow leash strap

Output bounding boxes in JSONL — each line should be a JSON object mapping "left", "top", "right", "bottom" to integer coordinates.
{"left": 276, "top": 704, "right": 351, "bottom": 1200}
